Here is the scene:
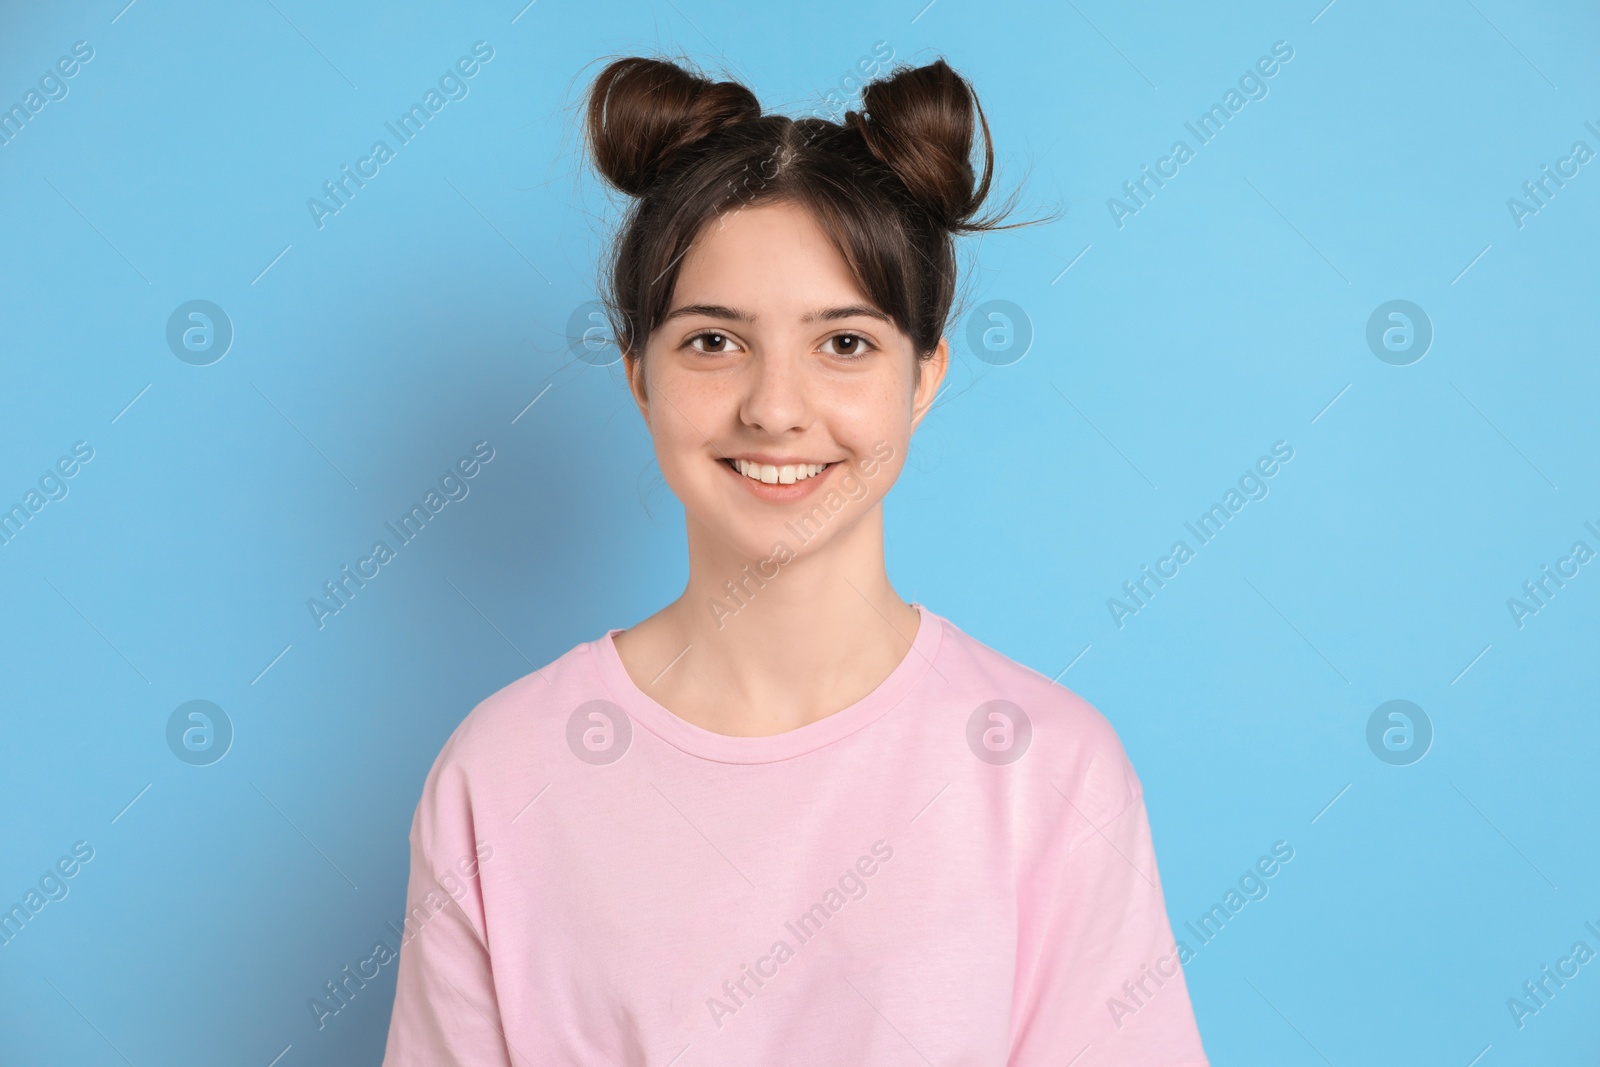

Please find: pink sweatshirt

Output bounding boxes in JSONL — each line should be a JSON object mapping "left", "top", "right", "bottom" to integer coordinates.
{"left": 382, "top": 603, "right": 1209, "bottom": 1065}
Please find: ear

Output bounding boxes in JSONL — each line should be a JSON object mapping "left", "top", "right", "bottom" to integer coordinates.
{"left": 910, "top": 335, "right": 948, "bottom": 430}
{"left": 625, "top": 350, "right": 650, "bottom": 423}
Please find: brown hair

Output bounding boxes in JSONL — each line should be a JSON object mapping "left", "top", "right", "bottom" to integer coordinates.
{"left": 583, "top": 54, "right": 1047, "bottom": 383}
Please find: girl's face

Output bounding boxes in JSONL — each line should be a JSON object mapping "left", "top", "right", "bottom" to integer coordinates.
{"left": 628, "top": 199, "right": 947, "bottom": 562}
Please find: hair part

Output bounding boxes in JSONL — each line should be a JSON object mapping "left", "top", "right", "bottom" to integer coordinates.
{"left": 584, "top": 54, "right": 1052, "bottom": 390}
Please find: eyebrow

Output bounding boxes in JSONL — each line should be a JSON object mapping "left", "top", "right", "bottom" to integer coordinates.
{"left": 660, "top": 303, "right": 892, "bottom": 326}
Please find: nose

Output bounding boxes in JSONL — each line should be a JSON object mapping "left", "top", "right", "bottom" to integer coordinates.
{"left": 738, "top": 346, "right": 808, "bottom": 435}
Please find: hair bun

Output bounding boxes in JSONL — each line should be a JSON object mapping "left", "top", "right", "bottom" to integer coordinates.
{"left": 585, "top": 57, "right": 762, "bottom": 197}
{"left": 844, "top": 58, "right": 994, "bottom": 231}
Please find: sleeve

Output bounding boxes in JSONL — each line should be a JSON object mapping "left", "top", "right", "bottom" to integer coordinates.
{"left": 1007, "top": 729, "right": 1210, "bottom": 1066}
{"left": 382, "top": 748, "right": 518, "bottom": 1067}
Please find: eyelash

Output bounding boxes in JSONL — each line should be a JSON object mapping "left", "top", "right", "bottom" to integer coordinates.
{"left": 683, "top": 331, "right": 876, "bottom": 360}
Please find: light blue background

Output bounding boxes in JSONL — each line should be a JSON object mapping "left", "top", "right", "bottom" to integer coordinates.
{"left": 2, "top": 0, "right": 1596, "bottom": 1064}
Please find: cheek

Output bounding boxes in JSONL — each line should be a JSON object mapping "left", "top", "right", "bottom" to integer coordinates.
{"left": 837, "top": 396, "right": 914, "bottom": 470}
{"left": 646, "top": 363, "right": 723, "bottom": 441}
{"left": 824, "top": 366, "right": 915, "bottom": 430}
{"left": 643, "top": 365, "right": 738, "bottom": 493}
{"left": 862, "top": 444, "right": 908, "bottom": 496}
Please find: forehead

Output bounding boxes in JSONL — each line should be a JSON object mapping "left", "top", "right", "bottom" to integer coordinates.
{"left": 669, "top": 200, "right": 871, "bottom": 311}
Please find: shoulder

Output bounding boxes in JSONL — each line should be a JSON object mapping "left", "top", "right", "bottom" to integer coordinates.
{"left": 935, "top": 612, "right": 1142, "bottom": 822}
{"left": 409, "top": 636, "right": 605, "bottom": 830}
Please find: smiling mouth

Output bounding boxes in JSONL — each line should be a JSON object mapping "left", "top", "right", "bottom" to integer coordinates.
{"left": 722, "top": 457, "right": 832, "bottom": 485}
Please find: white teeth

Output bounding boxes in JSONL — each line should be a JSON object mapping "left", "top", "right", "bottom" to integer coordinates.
{"left": 732, "top": 459, "right": 829, "bottom": 484}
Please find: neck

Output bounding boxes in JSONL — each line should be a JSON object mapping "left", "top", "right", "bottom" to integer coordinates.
{"left": 644, "top": 504, "right": 920, "bottom": 735}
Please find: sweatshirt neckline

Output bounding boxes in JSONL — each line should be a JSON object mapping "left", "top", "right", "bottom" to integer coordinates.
{"left": 594, "top": 603, "right": 943, "bottom": 764}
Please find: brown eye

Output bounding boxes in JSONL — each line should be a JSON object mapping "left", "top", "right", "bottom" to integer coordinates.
{"left": 824, "top": 333, "right": 873, "bottom": 359}
{"left": 687, "top": 331, "right": 741, "bottom": 354}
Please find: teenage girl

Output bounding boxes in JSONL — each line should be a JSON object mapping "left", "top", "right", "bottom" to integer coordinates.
{"left": 384, "top": 53, "right": 1209, "bottom": 1066}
